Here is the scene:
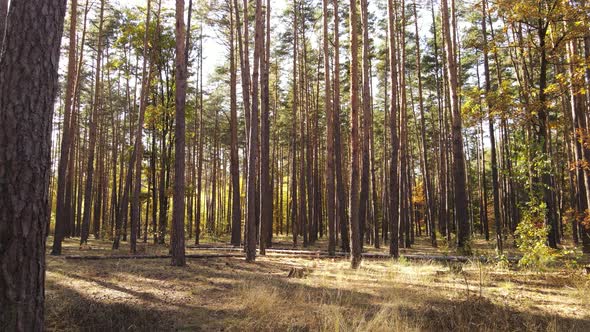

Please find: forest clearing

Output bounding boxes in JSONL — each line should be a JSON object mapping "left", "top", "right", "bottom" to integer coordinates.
{"left": 3, "top": 0, "right": 590, "bottom": 330}
{"left": 45, "top": 237, "right": 590, "bottom": 331}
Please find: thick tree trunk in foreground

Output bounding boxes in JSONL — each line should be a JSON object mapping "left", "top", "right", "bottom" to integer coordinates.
{"left": 0, "top": 0, "right": 67, "bottom": 329}
{"left": 172, "top": 0, "right": 187, "bottom": 266}
{"left": 0, "top": 0, "right": 7, "bottom": 53}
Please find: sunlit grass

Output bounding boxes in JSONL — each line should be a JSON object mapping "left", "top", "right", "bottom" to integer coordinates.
{"left": 45, "top": 237, "right": 590, "bottom": 331}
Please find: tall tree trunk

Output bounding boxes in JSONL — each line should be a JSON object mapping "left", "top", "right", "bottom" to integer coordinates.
{"left": 299, "top": 3, "right": 308, "bottom": 248}
{"left": 481, "top": 0, "right": 502, "bottom": 253}
{"left": 113, "top": 0, "right": 153, "bottom": 252}
{"left": 195, "top": 24, "right": 204, "bottom": 244}
{"left": 431, "top": 0, "right": 447, "bottom": 239}
{"left": 413, "top": 0, "right": 435, "bottom": 247}
{"left": 478, "top": 118, "right": 490, "bottom": 240}
{"left": 158, "top": 118, "right": 169, "bottom": 244}
{"left": 290, "top": 0, "right": 299, "bottom": 247}
{"left": 259, "top": 0, "right": 272, "bottom": 255}
{"left": 264, "top": 0, "right": 273, "bottom": 247}
{"left": 535, "top": 21, "right": 558, "bottom": 248}
{"left": 151, "top": 124, "right": 158, "bottom": 243}
{"left": 229, "top": 0, "right": 241, "bottom": 247}
{"left": 76, "top": 127, "right": 86, "bottom": 236}
{"left": 387, "top": 0, "right": 400, "bottom": 258}
{"left": 0, "top": 0, "right": 7, "bottom": 54}
{"left": 348, "top": 0, "right": 362, "bottom": 269}
{"left": 246, "top": 0, "right": 263, "bottom": 262}
{"left": 171, "top": 0, "right": 187, "bottom": 266}
{"left": 370, "top": 102, "right": 380, "bottom": 248}
{"left": 313, "top": 60, "right": 322, "bottom": 243}
{"left": 233, "top": 0, "right": 251, "bottom": 248}
{"left": 52, "top": 0, "right": 78, "bottom": 255}
{"left": 130, "top": 0, "right": 153, "bottom": 253}
{"left": 67, "top": 1, "right": 89, "bottom": 238}
{"left": 186, "top": 87, "right": 193, "bottom": 240}
{"left": 399, "top": 0, "right": 410, "bottom": 249}
{"left": 81, "top": 0, "right": 105, "bottom": 245}
{"left": 359, "top": 0, "right": 371, "bottom": 249}
{"left": 208, "top": 110, "right": 219, "bottom": 234}
{"left": 93, "top": 124, "right": 104, "bottom": 239}
{"left": 567, "top": 39, "right": 590, "bottom": 252}
{"left": 0, "top": 0, "right": 67, "bottom": 329}
{"left": 441, "top": 0, "right": 470, "bottom": 250}
{"left": 381, "top": 28, "right": 390, "bottom": 244}
{"left": 333, "top": 0, "right": 349, "bottom": 252}
{"left": 323, "top": 0, "right": 336, "bottom": 256}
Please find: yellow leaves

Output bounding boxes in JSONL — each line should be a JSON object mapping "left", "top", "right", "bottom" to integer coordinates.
{"left": 513, "top": 1, "right": 536, "bottom": 16}
{"left": 554, "top": 72, "right": 566, "bottom": 82}
{"left": 582, "top": 210, "right": 590, "bottom": 231}
{"left": 497, "top": 0, "right": 541, "bottom": 23}
{"left": 412, "top": 180, "right": 426, "bottom": 206}
{"left": 107, "top": 58, "right": 124, "bottom": 71}
{"left": 496, "top": 0, "right": 587, "bottom": 35}
{"left": 573, "top": 128, "right": 590, "bottom": 151}
{"left": 543, "top": 82, "right": 562, "bottom": 96}
{"left": 145, "top": 104, "right": 168, "bottom": 128}
{"left": 570, "top": 160, "right": 590, "bottom": 171}
{"left": 461, "top": 86, "right": 484, "bottom": 124}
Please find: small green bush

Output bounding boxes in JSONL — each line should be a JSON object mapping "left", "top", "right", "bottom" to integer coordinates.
{"left": 515, "top": 200, "right": 558, "bottom": 269}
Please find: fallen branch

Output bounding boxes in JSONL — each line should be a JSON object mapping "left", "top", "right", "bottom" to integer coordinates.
{"left": 64, "top": 253, "right": 243, "bottom": 260}
{"left": 187, "top": 246, "right": 521, "bottom": 263}
{"left": 402, "top": 254, "right": 520, "bottom": 263}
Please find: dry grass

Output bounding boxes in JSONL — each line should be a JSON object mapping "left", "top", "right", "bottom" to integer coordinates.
{"left": 45, "top": 237, "right": 590, "bottom": 331}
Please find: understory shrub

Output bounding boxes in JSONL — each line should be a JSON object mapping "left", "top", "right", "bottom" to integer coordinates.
{"left": 515, "top": 199, "right": 558, "bottom": 269}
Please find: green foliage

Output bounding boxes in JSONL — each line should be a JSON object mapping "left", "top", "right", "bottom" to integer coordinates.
{"left": 561, "top": 247, "right": 583, "bottom": 270}
{"left": 460, "top": 86, "right": 484, "bottom": 126}
{"left": 495, "top": 254, "right": 511, "bottom": 270}
{"left": 435, "top": 231, "right": 449, "bottom": 254}
{"left": 515, "top": 199, "right": 557, "bottom": 269}
{"left": 515, "top": 203, "right": 584, "bottom": 269}
{"left": 457, "top": 239, "right": 473, "bottom": 256}
{"left": 397, "top": 255, "right": 410, "bottom": 266}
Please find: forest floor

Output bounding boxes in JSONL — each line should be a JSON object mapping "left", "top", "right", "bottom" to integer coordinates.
{"left": 45, "top": 236, "right": 590, "bottom": 331}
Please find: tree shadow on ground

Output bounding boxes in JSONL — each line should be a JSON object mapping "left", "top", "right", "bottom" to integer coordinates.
{"left": 46, "top": 256, "right": 590, "bottom": 331}
{"left": 45, "top": 278, "right": 176, "bottom": 331}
